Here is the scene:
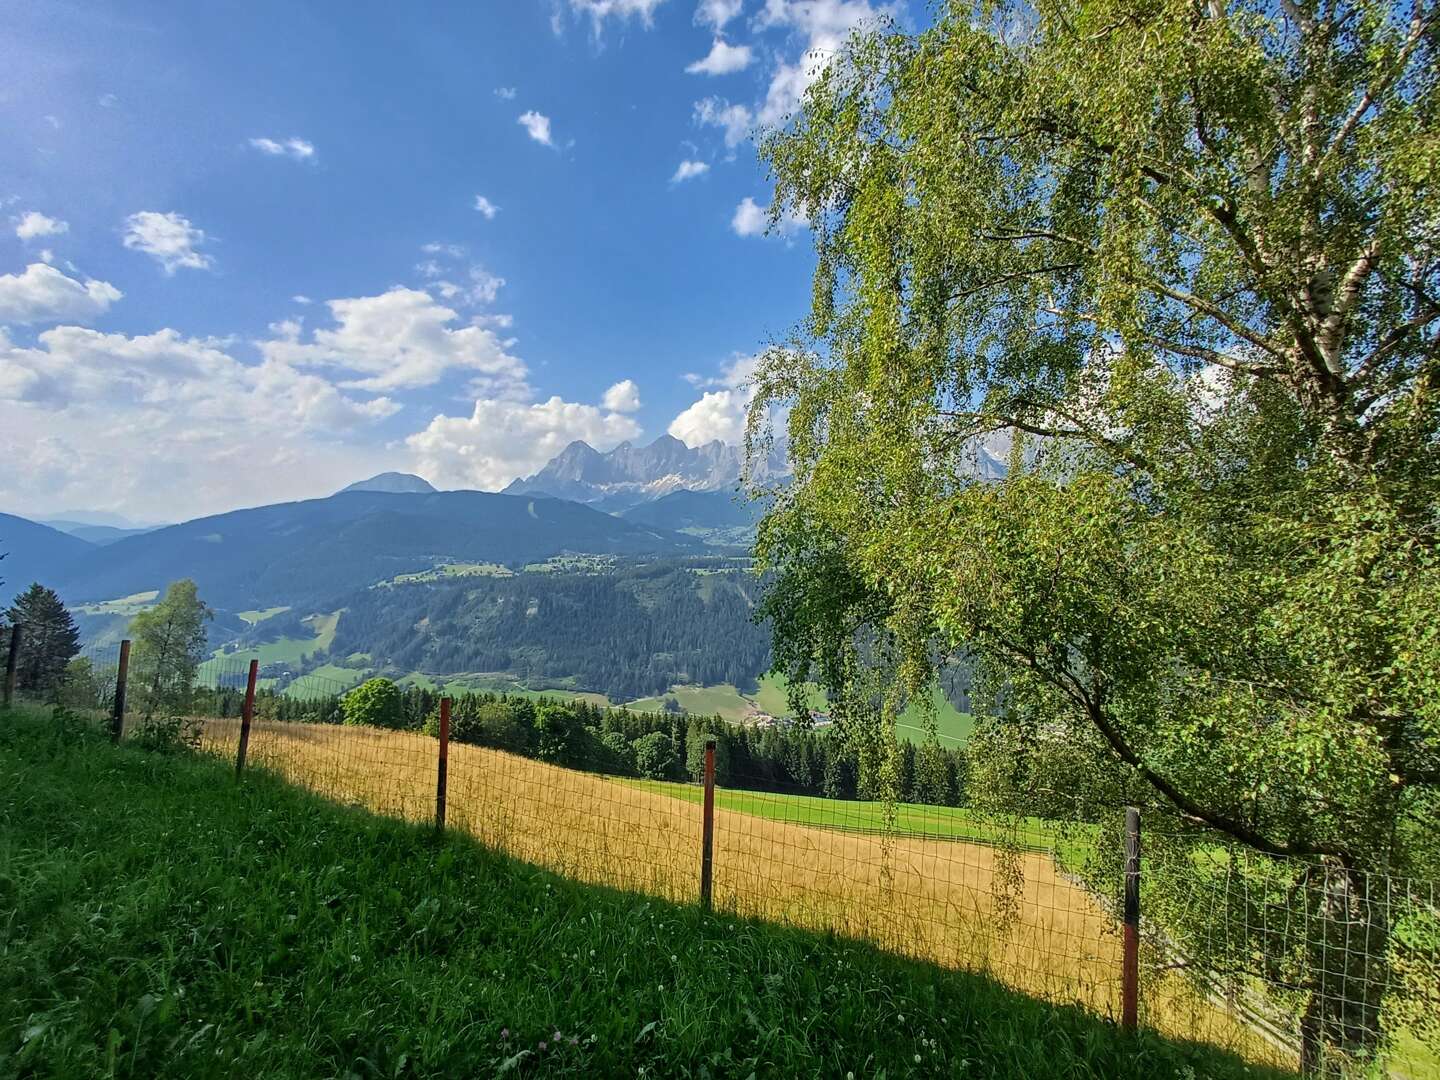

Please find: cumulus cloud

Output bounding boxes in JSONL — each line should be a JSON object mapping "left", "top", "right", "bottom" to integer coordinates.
{"left": 731, "top": 195, "right": 806, "bottom": 238}
{"left": 669, "top": 353, "right": 761, "bottom": 446}
{"left": 474, "top": 194, "right": 500, "bottom": 219}
{"left": 249, "top": 136, "right": 316, "bottom": 161}
{"left": 602, "top": 379, "right": 642, "bottom": 412}
{"left": 15, "top": 211, "right": 68, "bottom": 241}
{"left": 671, "top": 159, "right": 710, "bottom": 182}
{"left": 686, "top": 38, "right": 754, "bottom": 74}
{"left": 407, "top": 395, "right": 642, "bottom": 491}
{"left": 0, "top": 264, "right": 122, "bottom": 325}
{"left": 122, "top": 211, "right": 214, "bottom": 274}
{"left": 0, "top": 325, "right": 397, "bottom": 519}
{"left": 695, "top": 0, "right": 744, "bottom": 29}
{"left": 694, "top": 96, "right": 753, "bottom": 148}
{"left": 260, "top": 286, "right": 526, "bottom": 394}
{"left": 518, "top": 110, "right": 555, "bottom": 146}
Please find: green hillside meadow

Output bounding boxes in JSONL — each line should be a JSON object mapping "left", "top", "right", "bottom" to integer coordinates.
{"left": 0, "top": 706, "right": 1281, "bottom": 1079}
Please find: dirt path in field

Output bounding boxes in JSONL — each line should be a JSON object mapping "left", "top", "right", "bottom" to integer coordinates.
{"left": 200, "top": 719, "right": 1286, "bottom": 1066}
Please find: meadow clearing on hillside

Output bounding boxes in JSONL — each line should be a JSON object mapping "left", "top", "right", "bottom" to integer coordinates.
{"left": 0, "top": 706, "right": 1287, "bottom": 1079}
{"left": 198, "top": 717, "right": 1286, "bottom": 1069}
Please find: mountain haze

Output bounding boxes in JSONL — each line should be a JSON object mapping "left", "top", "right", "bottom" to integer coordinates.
{"left": 54, "top": 490, "right": 703, "bottom": 610}
{"left": 0, "top": 513, "right": 94, "bottom": 600}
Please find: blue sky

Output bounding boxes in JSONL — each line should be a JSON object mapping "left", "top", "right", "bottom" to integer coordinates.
{"left": 1, "top": 0, "right": 914, "bottom": 522}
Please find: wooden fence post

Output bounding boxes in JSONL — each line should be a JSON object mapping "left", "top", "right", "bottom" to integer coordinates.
{"left": 699, "top": 737, "right": 716, "bottom": 911}
{"left": 2, "top": 624, "right": 21, "bottom": 708}
{"left": 234, "top": 658, "right": 259, "bottom": 778}
{"left": 110, "top": 639, "right": 130, "bottom": 744}
{"left": 1122, "top": 805, "right": 1141, "bottom": 1032}
{"left": 435, "top": 697, "right": 450, "bottom": 832}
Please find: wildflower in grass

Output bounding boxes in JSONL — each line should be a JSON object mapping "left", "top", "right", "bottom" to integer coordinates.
{"left": 500, "top": 1028, "right": 509, "bottom": 1039}
{"left": 553, "top": 1030, "right": 562, "bottom": 1042}
{"left": 914, "top": 1054, "right": 921, "bottom": 1063}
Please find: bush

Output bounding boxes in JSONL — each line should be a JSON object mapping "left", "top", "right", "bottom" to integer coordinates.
{"left": 632, "top": 731, "right": 676, "bottom": 780}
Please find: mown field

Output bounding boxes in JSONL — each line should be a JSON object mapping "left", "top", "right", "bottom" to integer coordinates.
{"left": 0, "top": 705, "right": 1285, "bottom": 1079}
{"left": 190, "top": 716, "right": 1285, "bottom": 1069}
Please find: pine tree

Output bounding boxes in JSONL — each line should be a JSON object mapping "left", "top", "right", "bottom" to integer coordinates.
{"left": 6, "top": 583, "right": 81, "bottom": 696}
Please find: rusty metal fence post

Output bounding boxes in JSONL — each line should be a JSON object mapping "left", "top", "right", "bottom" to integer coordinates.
{"left": 2, "top": 624, "right": 21, "bottom": 708}
{"left": 235, "top": 658, "right": 259, "bottom": 778}
{"left": 1122, "top": 805, "right": 1141, "bottom": 1032}
{"left": 435, "top": 697, "right": 450, "bottom": 832}
{"left": 700, "top": 737, "right": 716, "bottom": 911}
{"left": 110, "top": 639, "right": 131, "bottom": 744}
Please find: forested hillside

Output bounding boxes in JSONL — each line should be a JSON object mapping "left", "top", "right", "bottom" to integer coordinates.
{"left": 329, "top": 559, "right": 770, "bottom": 701}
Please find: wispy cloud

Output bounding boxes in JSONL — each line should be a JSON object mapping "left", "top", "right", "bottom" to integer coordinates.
{"left": 671, "top": 160, "right": 710, "bottom": 182}
{"left": 474, "top": 195, "right": 501, "bottom": 219}
{"left": 249, "top": 136, "right": 316, "bottom": 161}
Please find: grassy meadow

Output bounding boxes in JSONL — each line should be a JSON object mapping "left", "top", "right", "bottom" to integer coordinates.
{"left": 190, "top": 716, "right": 1287, "bottom": 1069}
{"left": 0, "top": 705, "right": 1290, "bottom": 1079}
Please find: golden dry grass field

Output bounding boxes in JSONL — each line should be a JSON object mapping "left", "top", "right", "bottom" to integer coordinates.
{"left": 199, "top": 718, "right": 1290, "bottom": 1069}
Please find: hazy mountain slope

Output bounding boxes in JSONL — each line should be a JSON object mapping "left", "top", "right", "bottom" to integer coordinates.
{"left": 619, "top": 489, "right": 762, "bottom": 532}
{"left": 54, "top": 490, "right": 703, "bottom": 610}
{"left": 44, "top": 522, "right": 160, "bottom": 546}
{"left": 0, "top": 514, "right": 95, "bottom": 600}
{"left": 338, "top": 472, "right": 437, "bottom": 494}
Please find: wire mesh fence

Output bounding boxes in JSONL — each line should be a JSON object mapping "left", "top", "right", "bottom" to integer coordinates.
{"left": 7, "top": 639, "right": 1436, "bottom": 1078}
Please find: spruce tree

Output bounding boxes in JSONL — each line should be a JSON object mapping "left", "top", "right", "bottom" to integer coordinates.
{"left": 6, "top": 583, "right": 81, "bottom": 696}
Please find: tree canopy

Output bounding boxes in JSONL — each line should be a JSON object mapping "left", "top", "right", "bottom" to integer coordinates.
{"left": 129, "top": 579, "right": 212, "bottom": 721}
{"left": 750, "top": 0, "right": 1437, "bottom": 1064}
{"left": 6, "top": 583, "right": 81, "bottom": 696}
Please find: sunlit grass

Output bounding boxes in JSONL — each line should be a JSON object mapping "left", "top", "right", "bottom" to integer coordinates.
{"left": 0, "top": 705, "right": 1292, "bottom": 1079}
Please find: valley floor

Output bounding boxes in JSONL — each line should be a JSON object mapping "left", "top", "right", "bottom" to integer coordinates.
{"left": 0, "top": 705, "right": 1287, "bottom": 1079}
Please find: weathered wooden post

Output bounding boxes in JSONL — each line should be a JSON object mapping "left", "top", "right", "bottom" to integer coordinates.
{"left": 2, "top": 624, "right": 21, "bottom": 708}
{"left": 700, "top": 737, "right": 716, "bottom": 911}
{"left": 110, "top": 639, "right": 131, "bottom": 744}
{"left": 435, "top": 697, "right": 451, "bottom": 832}
{"left": 1122, "top": 805, "right": 1141, "bottom": 1032}
{"left": 234, "top": 658, "right": 259, "bottom": 778}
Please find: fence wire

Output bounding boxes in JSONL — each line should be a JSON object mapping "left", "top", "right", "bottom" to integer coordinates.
{"left": 15, "top": 642, "right": 1433, "bottom": 1079}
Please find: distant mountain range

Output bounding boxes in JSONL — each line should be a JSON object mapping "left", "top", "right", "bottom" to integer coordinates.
{"left": 0, "top": 513, "right": 95, "bottom": 598}
{"left": 503, "top": 434, "right": 787, "bottom": 511}
{"left": 46, "top": 489, "right": 704, "bottom": 610}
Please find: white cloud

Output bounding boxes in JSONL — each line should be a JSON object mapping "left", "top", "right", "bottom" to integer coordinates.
{"left": 694, "top": 96, "right": 753, "bottom": 148}
{"left": 407, "top": 395, "right": 642, "bottom": 491}
{"left": 602, "top": 379, "right": 642, "bottom": 412}
{"left": 122, "top": 211, "right": 214, "bottom": 274}
{"left": 695, "top": 0, "right": 744, "bottom": 29}
{"left": 669, "top": 388, "right": 750, "bottom": 446}
{"left": 15, "top": 211, "right": 69, "bottom": 241}
{"left": 97, "top": 93, "right": 119, "bottom": 108}
{"left": 421, "top": 242, "right": 467, "bottom": 257}
{"left": 686, "top": 38, "right": 754, "bottom": 74}
{"left": 292, "top": 294, "right": 313, "bottom": 304}
{"left": 731, "top": 195, "right": 806, "bottom": 238}
{"left": 560, "top": 0, "right": 668, "bottom": 34}
{"left": 518, "top": 110, "right": 555, "bottom": 147}
{"left": 0, "top": 326, "right": 397, "bottom": 520}
{"left": 0, "top": 264, "right": 122, "bottom": 325}
{"left": 669, "top": 352, "right": 760, "bottom": 445}
{"left": 752, "top": 0, "right": 891, "bottom": 128}
{"left": 260, "top": 286, "right": 526, "bottom": 394}
{"left": 249, "top": 136, "right": 316, "bottom": 161}
{"left": 671, "top": 159, "right": 710, "bottom": 182}
{"left": 494, "top": 86, "right": 518, "bottom": 99}
{"left": 474, "top": 194, "right": 500, "bottom": 219}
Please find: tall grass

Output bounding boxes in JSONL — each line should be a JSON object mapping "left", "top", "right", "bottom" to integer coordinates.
{"left": 0, "top": 705, "right": 1287, "bottom": 1078}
